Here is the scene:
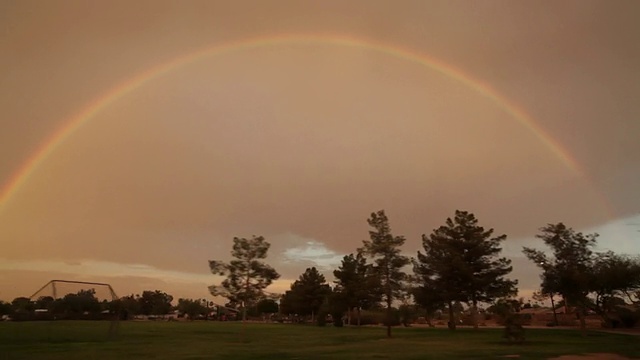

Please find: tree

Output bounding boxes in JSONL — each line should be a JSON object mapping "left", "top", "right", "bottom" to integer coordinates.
{"left": 177, "top": 298, "right": 208, "bottom": 320}
{"left": 256, "top": 298, "right": 279, "bottom": 317}
{"left": 326, "top": 287, "right": 349, "bottom": 327}
{"left": 11, "top": 297, "right": 34, "bottom": 313}
{"left": 415, "top": 210, "right": 517, "bottom": 330}
{"left": 532, "top": 290, "right": 559, "bottom": 326}
{"left": 487, "top": 298, "right": 521, "bottom": 317}
{"left": 0, "top": 301, "right": 12, "bottom": 316}
{"left": 34, "top": 296, "right": 55, "bottom": 310}
{"left": 333, "top": 252, "right": 382, "bottom": 325}
{"left": 38, "top": 297, "right": 59, "bottom": 317}
{"left": 280, "top": 267, "right": 331, "bottom": 321}
{"left": 589, "top": 252, "right": 640, "bottom": 325}
{"left": 523, "top": 223, "right": 597, "bottom": 336}
{"left": 360, "top": 210, "right": 409, "bottom": 337}
{"left": 209, "top": 235, "right": 280, "bottom": 321}
{"left": 110, "top": 294, "right": 141, "bottom": 319}
{"left": 411, "top": 283, "right": 446, "bottom": 327}
{"left": 138, "top": 290, "right": 173, "bottom": 316}
{"left": 59, "top": 289, "right": 101, "bottom": 315}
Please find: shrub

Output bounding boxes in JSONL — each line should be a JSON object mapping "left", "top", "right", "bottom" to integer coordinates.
{"left": 332, "top": 312, "right": 344, "bottom": 327}
{"left": 383, "top": 309, "right": 401, "bottom": 327}
{"left": 357, "top": 311, "right": 382, "bottom": 326}
{"left": 557, "top": 316, "right": 577, "bottom": 326}
{"left": 460, "top": 314, "right": 475, "bottom": 326}
{"left": 619, "top": 311, "right": 639, "bottom": 328}
{"left": 503, "top": 314, "right": 525, "bottom": 344}
{"left": 317, "top": 311, "right": 327, "bottom": 327}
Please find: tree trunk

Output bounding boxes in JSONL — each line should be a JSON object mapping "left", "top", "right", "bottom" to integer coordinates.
{"left": 578, "top": 304, "right": 587, "bottom": 337}
{"left": 242, "top": 304, "right": 247, "bottom": 322}
{"left": 593, "top": 297, "right": 614, "bottom": 327}
{"left": 425, "top": 312, "right": 433, "bottom": 327}
{"left": 357, "top": 307, "right": 361, "bottom": 326}
{"left": 243, "top": 261, "right": 250, "bottom": 322}
{"left": 448, "top": 301, "right": 456, "bottom": 330}
{"left": 550, "top": 294, "right": 559, "bottom": 326}
{"left": 386, "top": 300, "right": 391, "bottom": 337}
{"left": 311, "top": 310, "right": 314, "bottom": 323}
{"left": 347, "top": 308, "right": 351, "bottom": 326}
{"left": 472, "top": 299, "right": 479, "bottom": 329}
{"left": 386, "top": 271, "right": 392, "bottom": 338}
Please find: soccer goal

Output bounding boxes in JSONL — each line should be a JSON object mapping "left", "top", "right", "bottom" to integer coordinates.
{"left": 23, "top": 279, "right": 121, "bottom": 342}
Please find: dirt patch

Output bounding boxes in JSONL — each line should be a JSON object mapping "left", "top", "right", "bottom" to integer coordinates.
{"left": 548, "top": 353, "right": 637, "bottom": 360}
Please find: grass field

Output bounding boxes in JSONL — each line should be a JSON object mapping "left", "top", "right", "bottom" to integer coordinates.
{"left": 1, "top": 321, "right": 638, "bottom": 359}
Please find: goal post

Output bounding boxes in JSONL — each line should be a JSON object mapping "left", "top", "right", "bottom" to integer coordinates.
{"left": 26, "top": 279, "right": 121, "bottom": 341}
{"left": 29, "top": 279, "right": 119, "bottom": 302}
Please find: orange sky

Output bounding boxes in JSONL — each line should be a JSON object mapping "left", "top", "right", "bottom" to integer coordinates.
{"left": 1, "top": 0, "right": 639, "bottom": 302}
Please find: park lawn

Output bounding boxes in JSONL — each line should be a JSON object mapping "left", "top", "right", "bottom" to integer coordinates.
{"left": 0, "top": 321, "right": 638, "bottom": 360}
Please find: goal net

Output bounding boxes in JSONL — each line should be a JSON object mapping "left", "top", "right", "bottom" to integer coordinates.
{"left": 18, "top": 279, "right": 121, "bottom": 342}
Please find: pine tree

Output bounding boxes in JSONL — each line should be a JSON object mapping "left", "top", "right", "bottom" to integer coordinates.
{"left": 360, "top": 210, "right": 409, "bottom": 337}
{"left": 416, "top": 210, "right": 516, "bottom": 330}
{"left": 280, "top": 267, "right": 331, "bottom": 322}
{"left": 333, "top": 252, "right": 382, "bottom": 325}
{"left": 209, "top": 235, "right": 280, "bottom": 321}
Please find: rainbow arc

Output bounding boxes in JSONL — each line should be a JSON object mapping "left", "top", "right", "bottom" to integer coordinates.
{"left": 0, "top": 34, "right": 586, "bottom": 212}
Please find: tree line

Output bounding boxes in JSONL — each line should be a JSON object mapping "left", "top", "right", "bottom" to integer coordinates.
{"left": 0, "top": 289, "right": 224, "bottom": 321}
{"left": 209, "top": 209, "right": 640, "bottom": 337}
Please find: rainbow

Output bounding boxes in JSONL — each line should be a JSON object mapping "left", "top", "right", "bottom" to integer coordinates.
{"left": 0, "top": 33, "right": 584, "bottom": 212}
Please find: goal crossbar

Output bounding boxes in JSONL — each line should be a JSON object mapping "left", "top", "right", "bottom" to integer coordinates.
{"left": 29, "top": 279, "right": 118, "bottom": 300}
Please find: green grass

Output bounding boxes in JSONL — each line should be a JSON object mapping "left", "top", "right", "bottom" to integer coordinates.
{"left": 0, "top": 321, "right": 638, "bottom": 359}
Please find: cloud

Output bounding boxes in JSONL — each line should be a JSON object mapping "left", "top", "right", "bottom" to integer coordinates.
{"left": 0, "top": 258, "right": 297, "bottom": 302}
{"left": 280, "top": 235, "right": 344, "bottom": 270}
{"left": 586, "top": 213, "right": 640, "bottom": 255}
{"left": 0, "top": 259, "right": 216, "bottom": 301}
{"left": 0, "top": 259, "right": 210, "bottom": 283}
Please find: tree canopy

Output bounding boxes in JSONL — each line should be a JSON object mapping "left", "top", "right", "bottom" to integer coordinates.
{"left": 138, "top": 290, "right": 173, "bottom": 316}
{"left": 524, "top": 223, "right": 640, "bottom": 333}
{"left": 589, "top": 252, "right": 640, "bottom": 313}
{"left": 333, "top": 252, "right": 382, "bottom": 325}
{"left": 360, "top": 210, "right": 409, "bottom": 337}
{"left": 280, "top": 267, "right": 331, "bottom": 320}
{"left": 176, "top": 298, "right": 208, "bottom": 319}
{"left": 256, "top": 298, "right": 279, "bottom": 315}
{"left": 209, "top": 235, "right": 280, "bottom": 321}
{"left": 414, "top": 210, "right": 516, "bottom": 329}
